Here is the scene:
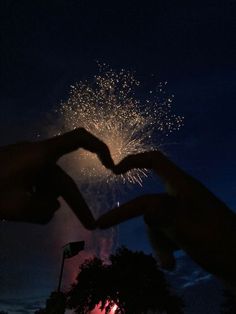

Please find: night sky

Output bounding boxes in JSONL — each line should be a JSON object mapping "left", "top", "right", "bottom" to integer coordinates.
{"left": 1, "top": 0, "right": 236, "bottom": 313}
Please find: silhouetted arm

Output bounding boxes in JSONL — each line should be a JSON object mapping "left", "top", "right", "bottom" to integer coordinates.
{"left": 0, "top": 128, "right": 114, "bottom": 227}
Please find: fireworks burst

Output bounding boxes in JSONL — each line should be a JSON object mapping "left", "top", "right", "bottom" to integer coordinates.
{"left": 57, "top": 66, "right": 184, "bottom": 187}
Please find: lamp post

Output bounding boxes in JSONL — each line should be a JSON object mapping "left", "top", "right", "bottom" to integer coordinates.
{"left": 57, "top": 240, "right": 85, "bottom": 292}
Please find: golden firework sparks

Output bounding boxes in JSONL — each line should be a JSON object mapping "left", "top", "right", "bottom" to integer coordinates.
{"left": 56, "top": 66, "right": 184, "bottom": 187}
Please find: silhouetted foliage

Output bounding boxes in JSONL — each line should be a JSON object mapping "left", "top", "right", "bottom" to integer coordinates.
{"left": 221, "top": 289, "right": 236, "bottom": 314}
{"left": 0, "top": 311, "right": 8, "bottom": 314}
{"left": 67, "top": 246, "right": 184, "bottom": 313}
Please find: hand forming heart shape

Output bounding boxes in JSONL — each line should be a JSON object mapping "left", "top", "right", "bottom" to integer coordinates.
{"left": 98, "top": 151, "right": 236, "bottom": 289}
{"left": 0, "top": 128, "right": 236, "bottom": 289}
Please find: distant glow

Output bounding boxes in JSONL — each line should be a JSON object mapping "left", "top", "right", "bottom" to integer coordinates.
{"left": 57, "top": 65, "right": 184, "bottom": 187}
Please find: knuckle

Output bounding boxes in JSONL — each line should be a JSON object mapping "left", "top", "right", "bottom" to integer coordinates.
{"left": 77, "top": 127, "right": 87, "bottom": 134}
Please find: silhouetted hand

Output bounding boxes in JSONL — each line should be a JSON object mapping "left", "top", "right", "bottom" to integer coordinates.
{"left": 98, "top": 151, "right": 236, "bottom": 288}
{"left": 0, "top": 128, "right": 114, "bottom": 228}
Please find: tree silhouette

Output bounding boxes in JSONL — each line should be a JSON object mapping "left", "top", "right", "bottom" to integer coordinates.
{"left": 67, "top": 247, "right": 184, "bottom": 313}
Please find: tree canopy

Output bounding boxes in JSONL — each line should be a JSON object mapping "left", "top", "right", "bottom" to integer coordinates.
{"left": 67, "top": 246, "right": 184, "bottom": 314}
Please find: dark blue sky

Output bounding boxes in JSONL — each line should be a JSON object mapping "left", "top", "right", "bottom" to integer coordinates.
{"left": 0, "top": 0, "right": 236, "bottom": 312}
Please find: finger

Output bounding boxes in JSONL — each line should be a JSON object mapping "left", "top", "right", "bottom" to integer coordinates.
{"left": 42, "top": 128, "right": 114, "bottom": 169}
{"left": 97, "top": 193, "right": 176, "bottom": 229}
{"left": 39, "top": 165, "right": 96, "bottom": 230}
{"left": 115, "top": 151, "right": 181, "bottom": 177}
{"left": 114, "top": 151, "right": 193, "bottom": 193}
{"left": 114, "top": 153, "right": 155, "bottom": 173}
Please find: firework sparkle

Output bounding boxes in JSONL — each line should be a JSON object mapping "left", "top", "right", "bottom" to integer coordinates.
{"left": 56, "top": 66, "right": 184, "bottom": 187}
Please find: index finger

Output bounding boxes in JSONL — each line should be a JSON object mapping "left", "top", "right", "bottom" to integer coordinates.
{"left": 114, "top": 151, "right": 188, "bottom": 188}
{"left": 40, "top": 128, "right": 114, "bottom": 169}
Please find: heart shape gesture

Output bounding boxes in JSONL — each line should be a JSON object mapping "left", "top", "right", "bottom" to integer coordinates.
{"left": 98, "top": 151, "right": 236, "bottom": 289}
{"left": 1, "top": 129, "right": 236, "bottom": 289}
{"left": 0, "top": 128, "right": 114, "bottom": 228}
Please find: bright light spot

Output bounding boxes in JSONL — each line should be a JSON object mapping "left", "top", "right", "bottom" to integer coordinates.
{"left": 91, "top": 301, "right": 118, "bottom": 313}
